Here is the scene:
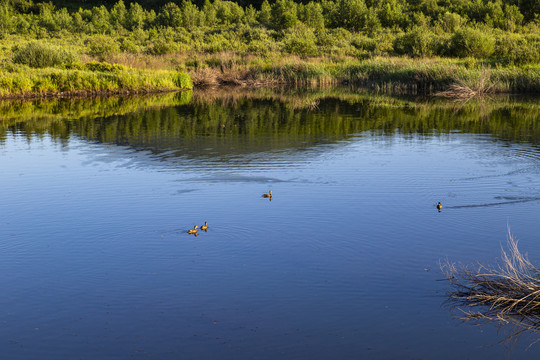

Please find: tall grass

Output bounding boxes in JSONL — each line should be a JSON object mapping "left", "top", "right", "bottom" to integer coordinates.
{"left": 442, "top": 228, "right": 540, "bottom": 339}
{"left": 0, "top": 65, "right": 192, "bottom": 98}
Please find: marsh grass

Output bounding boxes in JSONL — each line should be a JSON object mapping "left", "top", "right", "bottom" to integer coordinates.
{"left": 0, "top": 66, "right": 192, "bottom": 98}
{"left": 435, "top": 67, "right": 497, "bottom": 99}
{"left": 441, "top": 229, "right": 540, "bottom": 339}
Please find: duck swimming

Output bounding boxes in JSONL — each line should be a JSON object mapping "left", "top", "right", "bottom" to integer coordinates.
{"left": 262, "top": 190, "right": 272, "bottom": 198}
{"left": 437, "top": 202, "right": 442, "bottom": 211}
{"left": 200, "top": 222, "right": 208, "bottom": 231}
{"left": 188, "top": 225, "right": 199, "bottom": 234}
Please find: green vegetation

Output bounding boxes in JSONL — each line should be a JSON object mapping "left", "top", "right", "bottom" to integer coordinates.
{"left": 0, "top": 0, "right": 539, "bottom": 96}
{"left": 0, "top": 65, "right": 192, "bottom": 97}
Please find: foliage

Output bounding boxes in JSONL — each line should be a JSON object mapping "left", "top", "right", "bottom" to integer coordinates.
{"left": 449, "top": 27, "right": 496, "bottom": 58}
{"left": 84, "top": 61, "right": 125, "bottom": 72}
{"left": 12, "top": 41, "right": 77, "bottom": 68}
{"left": 394, "top": 27, "right": 437, "bottom": 57}
{"left": 1, "top": 0, "right": 540, "bottom": 96}
{"left": 173, "top": 71, "right": 193, "bottom": 89}
{"left": 0, "top": 0, "right": 538, "bottom": 62}
{"left": 86, "top": 35, "right": 120, "bottom": 60}
{"left": 283, "top": 23, "right": 318, "bottom": 56}
{"left": 0, "top": 60, "right": 192, "bottom": 96}
{"left": 271, "top": 0, "right": 297, "bottom": 30}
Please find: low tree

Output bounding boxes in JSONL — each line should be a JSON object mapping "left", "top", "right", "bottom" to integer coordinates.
{"left": 271, "top": 0, "right": 298, "bottom": 30}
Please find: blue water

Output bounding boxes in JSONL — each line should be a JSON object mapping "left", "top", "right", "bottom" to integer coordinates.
{"left": 2, "top": 94, "right": 540, "bottom": 359}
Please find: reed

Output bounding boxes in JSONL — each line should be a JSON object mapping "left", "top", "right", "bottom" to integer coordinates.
{"left": 441, "top": 229, "right": 540, "bottom": 336}
{"left": 435, "top": 67, "right": 496, "bottom": 99}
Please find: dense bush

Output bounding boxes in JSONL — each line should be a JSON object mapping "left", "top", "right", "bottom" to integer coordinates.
{"left": 284, "top": 23, "right": 318, "bottom": 56}
{"left": 173, "top": 71, "right": 193, "bottom": 89}
{"left": 449, "top": 27, "right": 496, "bottom": 58}
{"left": 495, "top": 32, "right": 540, "bottom": 65}
{"left": 86, "top": 35, "right": 120, "bottom": 60}
{"left": 394, "top": 27, "right": 436, "bottom": 57}
{"left": 146, "top": 38, "right": 179, "bottom": 55}
{"left": 12, "top": 41, "right": 77, "bottom": 68}
{"left": 1, "top": 0, "right": 540, "bottom": 71}
{"left": 271, "top": 0, "right": 298, "bottom": 30}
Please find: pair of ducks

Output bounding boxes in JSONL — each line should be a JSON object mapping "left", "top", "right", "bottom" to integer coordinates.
{"left": 188, "top": 222, "right": 208, "bottom": 235}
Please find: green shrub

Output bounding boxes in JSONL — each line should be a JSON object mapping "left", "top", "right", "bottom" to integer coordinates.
{"left": 394, "top": 27, "right": 436, "bottom": 57}
{"left": 173, "top": 71, "right": 193, "bottom": 89}
{"left": 271, "top": 0, "right": 298, "bottom": 30}
{"left": 495, "top": 33, "right": 540, "bottom": 65}
{"left": 440, "top": 12, "right": 464, "bottom": 32}
{"left": 120, "top": 38, "right": 141, "bottom": 53}
{"left": 316, "top": 28, "right": 352, "bottom": 48}
{"left": 284, "top": 23, "right": 318, "bottom": 56}
{"left": 247, "top": 40, "right": 273, "bottom": 55}
{"left": 449, "top": 27, "right": 495, "bottom": 58}
{"left": 86, "top": 35, "right": 120, "bottom": 61}
{"left": 146, "top": 38, "right": 179, "bottom": 55}
{"left": 12, "top": 41, "right": 77, "bottom": 68}
{"left": 298, "top": 2, "right": 324, "bottom": 30}
{"left": 202, "top": 33, "right": 233, "bottom": 53}
{"left": 371, "top": 30, "right": 396, "bottom": 55}
{"left": 350, "top": 34, "right": 377, "bottom": 52}
{"left": 84, "top": 61, "right": 125, "bottom": 72}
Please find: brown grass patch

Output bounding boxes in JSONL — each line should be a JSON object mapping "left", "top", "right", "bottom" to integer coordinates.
{"left": 435, "top": 67, "right": 496, "bottom": 99}
{"left": 441, "top": 228, "right": 540, "bottom": 340}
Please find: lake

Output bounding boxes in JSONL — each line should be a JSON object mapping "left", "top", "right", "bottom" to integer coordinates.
{"left": 2, "top": 88, "right": 540, "bottom": 359}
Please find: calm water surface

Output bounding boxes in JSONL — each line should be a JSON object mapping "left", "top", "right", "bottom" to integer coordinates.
{"left": 2, "top": 90, "right": 540, "bottom": 359}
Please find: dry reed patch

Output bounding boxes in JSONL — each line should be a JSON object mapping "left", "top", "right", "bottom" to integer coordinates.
{"left": 189, "top": 66, "right": 274, "bottom": 87}
{"left": 435, "top": 67, "right": 496, "bottom": 99}
{"left": 441, "top": 229, "right": 540, "bottom": 338}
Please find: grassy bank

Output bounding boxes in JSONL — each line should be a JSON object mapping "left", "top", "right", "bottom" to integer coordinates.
{"left": 2, "top": 53, "right": 539, "bottom": 98}
{"left": 0, "top": 61, "right": 193, "bottom": 98}
{"left": 1, "top": 0, "right": 540, "bottom": 97}
{"left": 188, "top": 55, "right": 540, "bottom": 94}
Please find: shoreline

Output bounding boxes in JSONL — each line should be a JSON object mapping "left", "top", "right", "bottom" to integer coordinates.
{"left": 2, "top": 57, "right": 538, "bottom": 100}
{"left": 0, "top": 65, "right": 193, "bottom": 100}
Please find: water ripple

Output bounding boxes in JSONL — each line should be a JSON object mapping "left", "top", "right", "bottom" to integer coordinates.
{"left": 446, "top": 197, "right": 540, "bottom": 209}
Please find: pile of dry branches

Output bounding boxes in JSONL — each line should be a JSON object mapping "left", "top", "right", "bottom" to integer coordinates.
{"left": 441, "top": 230, "right": 540, "bottom": 334}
